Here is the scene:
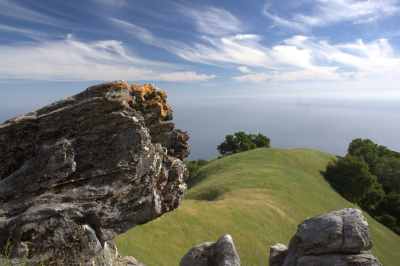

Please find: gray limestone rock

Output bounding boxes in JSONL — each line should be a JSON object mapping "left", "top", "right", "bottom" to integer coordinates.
{"left": 294, "top": 208, "right": 371, "bottom": 255}
{"left": 297, "top": 253, "right": 382, "bottom": 266}
{"left": 270, "top": 208, "right": 382, "bottom": 266}
{"left": 0, "top": 81, "right": 189, "bottom": 265}
{"left": 180, "top": 234, "right": 240, "bottom": 266}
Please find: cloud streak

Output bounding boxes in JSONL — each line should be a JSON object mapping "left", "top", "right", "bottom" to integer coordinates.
{"left": 112, "top": 13, "right": 400, "bottom": 83}
{"left": 233, "top": 36, "right": 400, "bottom": 82}
{"left": 178, "top": 6, "right": 244, "bottom": 36}
{"left": 0, "top": 36, "right": 215, "bottom": 82}
{"left": 0, "top": 24, "right": 51, "bottom": 40}
{"left": 264, "top": 0, "right": 400, "bottom": 31}
{"left": 0, "top": 0, "right": 62, "bottom": 26}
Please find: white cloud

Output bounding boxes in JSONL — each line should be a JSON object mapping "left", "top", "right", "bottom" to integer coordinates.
{"left": 291, "top": 36, "right": 400, "bottom": 77}
{"left": 264, "top": 0, "right": 400, "bottom": 31}
{"left": 111, "top": 13, "right": 400, "bottom": 84}
{"left": 158, "top": 71, "right": 215, "bottom": 82}
{"left": 237, "top": 66, "right": 252, "bottom": 73}
{"left": 93, "top": 0, "right": 127, "bottom": 7}
{"left": 0, "top": 24, "right": 50, "bottom": 40}
{"left": 234, "top": 36, "right": 400, "bottom": 82}
{"left": 110, "top": 18, "right": 182, "bottom": 53}
{"left": 111, "top": 18, "right": 269, "bottom": 67}
{"left": 176, "top": 34, "right": 271, "bottom": 67}
{"left": 0, "top": 0, "right": 61, "bottom": 26}
{"left": 233, "top": 73, "right": 269, "bottom": 82}
{"left": 263, "top": 6, "right": 308, "bottom": 32}
{"left": 0, "top": 36, "right": 215, "bottom": 82}
{"left": 111, "top": 18, "right": 160, "bottom": 47}
{"left": 178, "top": 6, "right": 244, "bottom": 36}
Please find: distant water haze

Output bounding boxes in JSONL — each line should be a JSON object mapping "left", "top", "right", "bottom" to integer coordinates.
{"left": 171, "top": 96, "right": 400, "bottom": 159}
{"left": 1, "top": 86, "right": 399, "bottom": 160}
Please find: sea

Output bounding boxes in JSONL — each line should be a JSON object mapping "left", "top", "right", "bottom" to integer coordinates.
{"left": 1, "top": 87, "right": 399, "bottom": 160}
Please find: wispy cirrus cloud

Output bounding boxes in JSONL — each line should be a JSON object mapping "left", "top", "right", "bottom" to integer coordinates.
{"left": 178, "top": 5, "right": 244, "bottom": 36}
{"left": 233, "top": 73, "right": 269, "bottom": 82}
{"left": 158, "top": 71, "right": 215, "bottom": 82}
{"left": 0, "top": 35, "right": 215, "bottom": 82}
{"left": 92, "top": 0, "right": 127, "bottom": 7}
{"left": 0, "top": 24, "right": 54, "bottom": 40}
{"left": 264, "top": 0, "right": 400, "bottom": 31}
{"left": 0, "top": 0, "right": 61, "bottom": 26}
{"left": 110, "top": 18, "right": 163, "bottom": 47}
{"left": 111, "top": 18, "right": 269, "bottom": 67}
{"left": 111, "top": 10, "right": 400, "bottom": 84}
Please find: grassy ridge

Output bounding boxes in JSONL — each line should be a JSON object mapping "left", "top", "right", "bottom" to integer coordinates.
{"left": 116, "top": 148, "right": 400, "bottom": 266}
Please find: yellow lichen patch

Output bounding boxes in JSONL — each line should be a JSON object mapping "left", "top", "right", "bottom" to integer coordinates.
{"left": 130, "top": 84, "right": 172, "bottom": 120}
{"left": 130, "top": 84, "right": 155, "bottom": 100}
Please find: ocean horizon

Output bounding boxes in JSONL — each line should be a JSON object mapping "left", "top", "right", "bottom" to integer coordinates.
{"left": 2, "top": 93, "right": 399, "bottom": 160}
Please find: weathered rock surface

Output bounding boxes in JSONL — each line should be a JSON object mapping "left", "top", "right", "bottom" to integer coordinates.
{"left": 296, "top": 253, "right": 382, "bottom": 266}
{"left": 270, "top": 208, "right": 382, "bottom": 266}
{"left": 180, "top": 234, "right": 240, "bottom": 266}
{"left": 0, "top": 81, "right": 189, "bottom": 265}
{"left": 269, "top": 244, "right": 288, "bottom": 266}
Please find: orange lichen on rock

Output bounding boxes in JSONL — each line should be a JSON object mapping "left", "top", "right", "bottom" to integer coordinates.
{"left": 131, "top": 83, "right": 155, "bottom": 100}
{"left": 130, "top": 84, "right": 172, "bottom": 121}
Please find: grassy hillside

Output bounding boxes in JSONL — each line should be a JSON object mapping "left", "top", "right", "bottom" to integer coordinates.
{"left": 116, "top": 148, "right": 400, "bottom": 266}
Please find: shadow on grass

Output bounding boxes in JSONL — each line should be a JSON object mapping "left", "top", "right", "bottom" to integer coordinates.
{"left": 187, "top": 170, "right": 209, "bottom": 189}
{"left": 187, "top": 187, "right": 227, "bottom": 201}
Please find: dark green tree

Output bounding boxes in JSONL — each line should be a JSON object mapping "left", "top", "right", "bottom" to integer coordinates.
{"left": 324, "top": 156, "right": 379, "bottom": 204}
{"left": 359, "top": 180, "right": 385, "bottom": 212}
{"left": 217, "top": 131, "right": 270, "bottom": 155}
{"left": 348, "top": 138, "right": 380, "bottom": 171}
{"left": 378, "top": 193, "right": 400, "bottom": 223}
{"left": 325, "top": 138, "right": 400, "bottom": 235}
{"left": 375, "top": 157, "right": 400, "bottom": 193}
{"left": 251, "top": 133, "right": 270, "bottom": 148}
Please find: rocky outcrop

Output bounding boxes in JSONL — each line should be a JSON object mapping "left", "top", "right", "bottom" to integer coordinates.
{"left": 0, "top": 81, "right": 189, "bottom": 265}
{"left": 180, "top": 234, "right": 240, "bottom": 266}
{"left": 270, "top": 208, "right": 382, "bottom": 266}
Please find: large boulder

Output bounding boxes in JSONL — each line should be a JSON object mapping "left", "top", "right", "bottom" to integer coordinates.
{"left": 0, "top": 81, "right": 189, "bottom": 265}
{"left": 180, "top": 234, "right": 240, "bottom": 266}
{"left": 270, "top": 208, "right": 382, "bottom": 266}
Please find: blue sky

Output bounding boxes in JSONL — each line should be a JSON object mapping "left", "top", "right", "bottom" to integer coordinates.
{"left": 1, "top": 0, "right": 400, "bottom": 102}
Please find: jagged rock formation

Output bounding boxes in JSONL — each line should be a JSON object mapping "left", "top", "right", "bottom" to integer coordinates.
{"left": 180, "top": 234, "right": 240, "bottom": 266}
{"left": 270, "top": 208, "right": 382, "bottom": 266}
{"left": 0, "top": 81, "right": 189, "bottom": 265}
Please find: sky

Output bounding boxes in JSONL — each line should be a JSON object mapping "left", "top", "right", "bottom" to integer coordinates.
{"left": 0, "top": 0, "right": 399, "bottom": 93}
{"left": 0, "top": 0, "right": 400, "bottom": 158}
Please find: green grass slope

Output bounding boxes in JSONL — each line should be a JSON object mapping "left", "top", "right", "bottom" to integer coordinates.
{"left": 116, "top": 148, "right": 400, "bottom": 266}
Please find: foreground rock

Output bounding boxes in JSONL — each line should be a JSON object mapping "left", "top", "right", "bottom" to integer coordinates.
{"left": 180, "top": 234, "right": 240, "bottom": 266}
{"left": 270, "top": 208, "right": 382, "bottom": 266}
{"left": 0, "top": 81, "right": 189, "bottom": 265}
{"left": 269, "top": 244, "right": 288, "bottom": 266}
